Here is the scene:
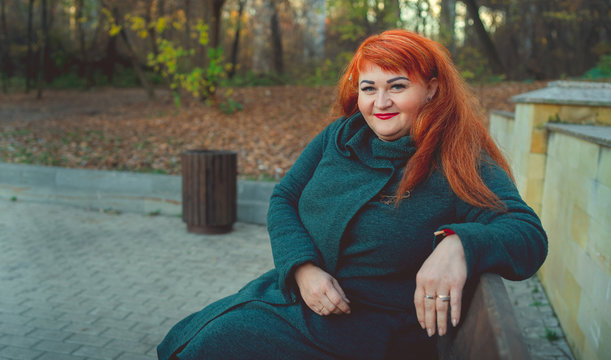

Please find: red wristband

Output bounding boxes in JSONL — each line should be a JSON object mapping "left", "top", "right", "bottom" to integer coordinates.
{"left": 434, "top": 229, "right": 455, "bottom": 243}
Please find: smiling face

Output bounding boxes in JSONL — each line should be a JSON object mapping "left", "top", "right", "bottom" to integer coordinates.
{"left": 357, "top": 64, "right": 438, "bottom": 141}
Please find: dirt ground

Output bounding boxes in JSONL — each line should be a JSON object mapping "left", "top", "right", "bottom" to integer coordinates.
{"left": 0, "top": 82, "right": 546, "bottom": 179}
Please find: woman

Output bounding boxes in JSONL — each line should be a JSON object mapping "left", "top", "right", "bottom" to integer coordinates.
{"left": 158, "top": 29, "right": 547, "bottom": 359}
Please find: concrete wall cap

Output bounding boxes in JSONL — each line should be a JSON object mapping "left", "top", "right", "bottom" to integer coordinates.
{"left": 512, "top": 81, "right": 611, "bottom": 107}
{"left": 545, "top": 123, "right": 611, "bottom": 147}
{"left": 490, "top": 110, "right": 515, "bottom": 118}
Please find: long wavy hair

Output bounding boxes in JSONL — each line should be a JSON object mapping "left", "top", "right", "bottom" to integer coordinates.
{"left": 335, "top": 29, "right": 512, "bottom": 210}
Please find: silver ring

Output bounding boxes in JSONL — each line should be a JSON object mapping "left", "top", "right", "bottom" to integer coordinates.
{"left": 425, "top": 294, "right": 435, "bottom": 300}
{"left": 437, "top": 295, "right": 451, "bottom": 301}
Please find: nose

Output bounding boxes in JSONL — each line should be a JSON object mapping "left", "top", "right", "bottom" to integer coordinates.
{"left": 374, "top": 90, "right": 392, "bottom": 109}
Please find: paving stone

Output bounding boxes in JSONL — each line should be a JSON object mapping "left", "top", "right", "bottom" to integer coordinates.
{"left": 0, "top": 322, "right": 36, "bottom": 336}
{"left": 25, "top": 317, "right": 71, "bottom": 331}
{"left": 35, "top": 353, "right": 87, "bottom": 360}
{"left": 65, "top": 333, "right": 112, "bottom": 347}
{"left": 0, "top": 345, "right": 44, "bottom": 360}
{"left": 99, "top": 327, "right": 147, "bottom": 342}
{"left": 33, "top": 339, "right": 81, "bottom": 355}
{"left": 61, "top": 323, "right": 108, "bottom": 336}
{"left": 116, "top": 352, "right": 153, "bottom": 360}
{"left": 0, "top": 312, "right": 32, "bottom": 326}
{"left": 0, "top": 334, "right": 41, "bottom": 348}
{"left": 28, "top": 329, "right": 73, "bottom": 342}
{"left": 72, "top": 345, "right": 124, "bottom": 360}
{"left": 104, "top": 339, "right": 154, "bottom": 354}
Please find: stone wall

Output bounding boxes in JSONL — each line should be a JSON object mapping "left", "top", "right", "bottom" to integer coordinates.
{"left": 489, "top": 81, "right": 611, "bottom": 360}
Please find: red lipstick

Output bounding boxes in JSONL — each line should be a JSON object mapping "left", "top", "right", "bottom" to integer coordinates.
{"left": 374, "top": 113, "right": 398, "bottom": 120}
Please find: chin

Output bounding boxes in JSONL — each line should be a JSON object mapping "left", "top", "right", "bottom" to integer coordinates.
{"left": 377, "top": 134, "right": 400, "bottom": 141}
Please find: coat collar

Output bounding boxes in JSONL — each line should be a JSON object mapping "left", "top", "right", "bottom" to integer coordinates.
{"left": 334, "top": 112, "right": 417, "bottom": 169}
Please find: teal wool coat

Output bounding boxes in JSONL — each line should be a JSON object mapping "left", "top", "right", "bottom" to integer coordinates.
{"left": 157, "top": 114, "right": 548, "bottom": 360}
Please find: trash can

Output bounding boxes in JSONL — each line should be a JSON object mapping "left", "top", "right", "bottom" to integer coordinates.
{"left": 181, "top": 149, "right": 237, "bottom": 234}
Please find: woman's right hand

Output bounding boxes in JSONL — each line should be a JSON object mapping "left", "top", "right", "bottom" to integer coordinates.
{"left": 294, "top": 262, "right": 351, "bottom": 316}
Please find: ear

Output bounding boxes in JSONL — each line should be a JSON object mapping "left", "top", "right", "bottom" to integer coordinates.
{"left": 427, "top": 77, "right": 439, "bottom": 99}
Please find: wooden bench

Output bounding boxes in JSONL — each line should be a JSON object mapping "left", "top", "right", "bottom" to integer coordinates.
{"left": 436, "top": 273, "right": 531, "bottom": 360}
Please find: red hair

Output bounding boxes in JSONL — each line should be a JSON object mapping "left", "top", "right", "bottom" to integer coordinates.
{"left": 335, "top": 29, "right": 512, "bottom": 210}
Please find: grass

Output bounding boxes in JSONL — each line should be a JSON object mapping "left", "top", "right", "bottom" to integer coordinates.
{"left": 101, "top": 208, "right": 122, "bottom": 215}
{"left": 544, "top": 327, "right": 560, "bottom": 342}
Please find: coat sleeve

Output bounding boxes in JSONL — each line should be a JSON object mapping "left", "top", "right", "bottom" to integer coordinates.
{"left": 267, "top": 121, "right": 337, "bottom": 299}
{"left": 435, "top": 161, "right": 548, "bottom": 281}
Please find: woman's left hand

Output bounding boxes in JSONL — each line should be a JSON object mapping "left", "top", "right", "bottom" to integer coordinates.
{"left": 414, "top": 234, "right": 467, "bottom": 337}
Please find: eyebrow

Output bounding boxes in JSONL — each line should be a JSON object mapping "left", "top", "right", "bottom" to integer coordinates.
{"left": 359, "top": 76, "right": 410, "bottom": 85}
{"left": 387, "top": 76, "right": 409, "bottom": 83}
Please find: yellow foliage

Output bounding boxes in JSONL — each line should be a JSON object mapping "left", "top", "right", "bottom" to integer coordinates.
{"left": 155, "top": 17, "right": 167, "bottom": 34}
{"left": 109, "top": 24, "right": 121, "bottom": 37}
{"left": 196, "top": 20, "right": 209, "bottom": 46}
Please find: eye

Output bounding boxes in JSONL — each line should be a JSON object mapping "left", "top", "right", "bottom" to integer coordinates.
{"left": 390, "top": 83, "right": 407, "bottom": 91}
{"left": 360, "top": 86, "right": 375, "bottom": 93}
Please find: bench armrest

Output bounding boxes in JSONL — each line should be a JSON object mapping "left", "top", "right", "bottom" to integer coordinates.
{"left": 436, "top": 273, "right": 531, "bottom": 360}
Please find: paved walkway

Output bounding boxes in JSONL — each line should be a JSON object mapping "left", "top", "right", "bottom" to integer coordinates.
{"left": 0, "top": 200, "right": 574, "bottom": 359}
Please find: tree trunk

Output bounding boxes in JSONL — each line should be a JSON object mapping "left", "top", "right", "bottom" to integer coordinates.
{"left": 75, "top": 0, "right": 93, "bottom": 88}
{"left": 36, "top": 0, "right": 48, "bottom": 99}
{"left": 114, "top": 7, "right": 155, "bottom": 99}
{"left": 439, "top": 0, "right": 456, "bottom": 54}
{"left": 252, "top": 0, "right": 271, "bottom": 73}
{"left": 269, "top": 0, "right": 283, "bottom": 75}
{"left": 184, "top": 0, "right": 191, "bottom": 49}
{"left": 462, "top": 0, "right": 506, "bottom": 75}
{"left": 0, "top": 0, "right": 9, "bottom": 93}
{"left": 146, "top": 0, "right": 159, "bottom": 57}
{"left": 302, "top": 0, "right": 325, "bottom": 61}
{"left": 228, "top": 0, "right": 245, "bottom": 78}
{"left": 203, "top": 0, "right": 226, "bottom": 49}
{"left": 26, "top": 0, "right": 34, "bottom": 92}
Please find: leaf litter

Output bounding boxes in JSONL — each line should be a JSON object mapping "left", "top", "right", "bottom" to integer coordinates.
{"left": 0, "top": 82, "right": 546, "bottom": 180}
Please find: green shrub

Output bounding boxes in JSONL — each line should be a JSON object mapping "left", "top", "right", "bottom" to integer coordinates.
{"left": 582, "top": 55, "right": 611, "bottom": 79}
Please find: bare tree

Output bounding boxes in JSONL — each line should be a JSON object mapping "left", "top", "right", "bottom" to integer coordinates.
{"left": 26, "top": 0, "right": 35, "bottom": 92}
{"left": 439, "top": 0, "right": 456, "bottom": 54}
{"left": 202, "top": 0, "right": 226, "bottom": 49}
{"left": 0, "top": 0, "right": 10, "bottom": 93}
{"left": 302, "top": 0, "right": 325, "bottom": 61}
{"left": 462, "top": 0, "right": 505, "bottom": 75}
{"left": 252, "top": 0, "right": 271, "bottom": 73}
{"left": 228, "top": 0, "right": 246, "bottom": 78}
{"left": 36, "top": 0, "right": 49, "bottom": 99}
{"left": 269, "top": 0, "right": 283, "bottom": 74}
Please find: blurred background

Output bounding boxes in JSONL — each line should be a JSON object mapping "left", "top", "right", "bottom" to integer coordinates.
{"left": 0, "top": 0, "right": 609, "bottom": 180}
{"left": 0, "top": 0, "right": 609, "bottom": 94}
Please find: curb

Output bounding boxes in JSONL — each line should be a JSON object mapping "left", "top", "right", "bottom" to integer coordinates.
{"left": 0, "top": 163, "right": 277, "bottom": 225}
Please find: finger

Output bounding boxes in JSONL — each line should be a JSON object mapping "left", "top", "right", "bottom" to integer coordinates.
{"left": 328, "top": 279, "right": 351, "bottom": 314}
{"left": 450, "top": 287, "right": 462, "bottom": 327}
{"left": 424, "top": 291, "right": 437, "bottom": 337}
{"left": 305, "top": 300, "right": 322, "bottom": 315}
{"left": 435, "top": 289, "right": 451, "bottom": 336}
{"left": 413, "top": 287, "right": 426, "bottom": 329}
{"left": 331, "top": 278, "right": 351, "bottom": 304}
{"left": 320, "top": 294, "right": 340, "bottom": 315}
